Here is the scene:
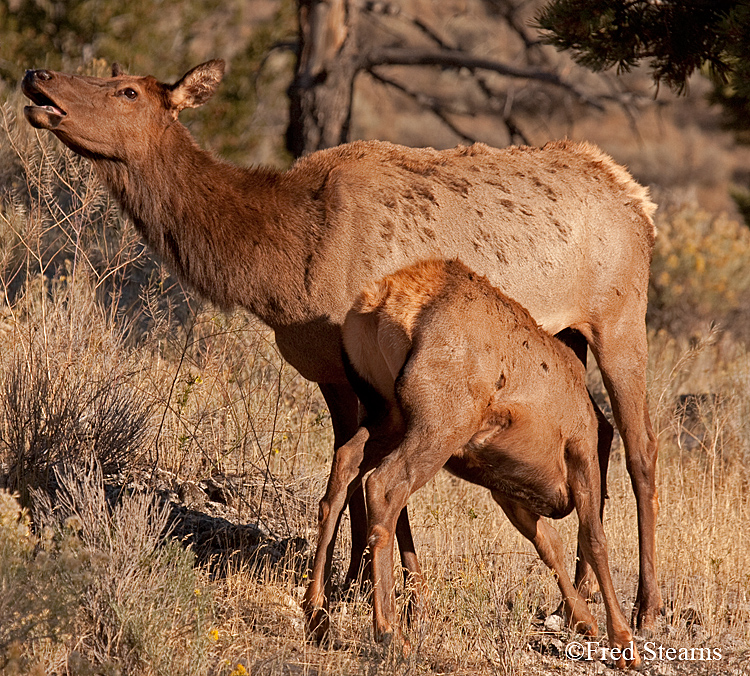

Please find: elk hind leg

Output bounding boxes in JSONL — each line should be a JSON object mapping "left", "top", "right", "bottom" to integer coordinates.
{"left": 592, "top": 322, "right": 662, "bottom": 632}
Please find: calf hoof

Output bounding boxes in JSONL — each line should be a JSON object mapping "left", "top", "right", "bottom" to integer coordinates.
{"left": 573, "top": 619, "right": 598, "bottom": 637}
{"left": 565, "top": 609, "right": 598, "bottom": 637}
{"left": 614, "top": 643, "right": 641, "bottom": 671}
{"left": 563, "top": 598, "right": 599, "bottom": 637}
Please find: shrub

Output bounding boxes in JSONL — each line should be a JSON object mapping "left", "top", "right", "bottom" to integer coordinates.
{"left": 1, "top": 462, "right": 217, "bottom": 676}
{"left": 33, "top": 462, "right": 215, "bottom": 676}
{"left": 0, "top": 290, "right": 154, "bottom": 502}
{"left": 0, "top": 489, "right": 82, "bottom": 669}
{"left": 648, "top": 206, "right": 750, "bottom": 339}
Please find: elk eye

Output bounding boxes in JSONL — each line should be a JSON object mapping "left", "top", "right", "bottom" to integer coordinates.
{"left": 121, "top": 87, "right": 138, "bottom": 100}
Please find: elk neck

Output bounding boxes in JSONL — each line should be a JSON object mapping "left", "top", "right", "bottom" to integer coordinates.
{"left": 92, "top": 122, "right": 320, "bottom": 330}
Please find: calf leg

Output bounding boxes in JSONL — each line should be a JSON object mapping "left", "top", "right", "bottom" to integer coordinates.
{"left": 573, "top": 394, "right": 614, "bottom": 600}
{"left": 555, "top": 329, "right": 613, "bottom": 601}
{"left": 492, "top": 493, "right": 598, "bottom": 635}
{"left": 316, "top": 384, "right": 420, "bottom": 617}
{"left": 365, "top": 432, "right": 455, "bottom": 646}
{"left": 567, "top": 437, "right": 640, "bottom": 669}
{"left": 395, "top": 506, "right": 426, "bottom": 625}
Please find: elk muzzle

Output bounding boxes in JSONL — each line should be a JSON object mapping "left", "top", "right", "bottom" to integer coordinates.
{"left": 22, "top": 70, "right": 67, "bottom": 129}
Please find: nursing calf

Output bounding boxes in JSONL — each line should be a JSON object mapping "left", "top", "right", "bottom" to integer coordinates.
{"left": 305, "top": 259, "right": 639, "bottom": 669}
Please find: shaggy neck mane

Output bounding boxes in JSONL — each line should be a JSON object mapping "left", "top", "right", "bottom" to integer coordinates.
{"left": 93, "top": 122, "right": 313, "bottom": 328}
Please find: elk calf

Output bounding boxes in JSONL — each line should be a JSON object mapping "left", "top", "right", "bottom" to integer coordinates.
{"left": 306, "top": 259, "right": 639, "bottom": 669}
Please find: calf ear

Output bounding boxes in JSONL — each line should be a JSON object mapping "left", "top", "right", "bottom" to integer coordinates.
{"left": 169, "top": 60, "right": 225, "bottom": 113}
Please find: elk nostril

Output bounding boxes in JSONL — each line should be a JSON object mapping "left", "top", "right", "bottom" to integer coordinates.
{"left": 36, "top": 70, "right": 53, "bottom": 81}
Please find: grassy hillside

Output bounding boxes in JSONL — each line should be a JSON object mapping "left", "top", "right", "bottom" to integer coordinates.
{"left": 1, "top": 2, "right": 750, "bottom": 673}
{"left": 2, "top": 87, "right": 749, "bottom": 674}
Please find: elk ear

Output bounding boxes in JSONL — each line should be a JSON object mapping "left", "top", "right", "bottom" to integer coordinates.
{"left": 169, "top": 59, "right": 225, "bottom": 113}
{"left": 112, "top": 63, "right": 125, "bottom": 77}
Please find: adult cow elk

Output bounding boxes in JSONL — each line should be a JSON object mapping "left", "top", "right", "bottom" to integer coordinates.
{"left": 322, "top": 259, "right": 639, "bottom": 669}
{"left": 22, "top": 60, "right": 660, "bottom": 630}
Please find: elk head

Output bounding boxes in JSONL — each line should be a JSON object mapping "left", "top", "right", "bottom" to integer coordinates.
{"left": 22, "top": 60, "right": 225, "bottom": 161}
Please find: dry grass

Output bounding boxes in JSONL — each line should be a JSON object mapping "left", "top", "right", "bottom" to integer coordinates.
{"left": 0, "top": 97, "right": 748, "bottom": 675}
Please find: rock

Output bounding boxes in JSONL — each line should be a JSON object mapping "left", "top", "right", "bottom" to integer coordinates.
{"left": 548, "top": 637, "right": 565, "bottom": 656}
{"left": 544, "top": 613, "right": 564, "bottom": 633}
{"left": 177, "top": 480, "right": 207, "bottom": 509}
{"left": 201, "top": 474, "right": 243, "bottom": 507}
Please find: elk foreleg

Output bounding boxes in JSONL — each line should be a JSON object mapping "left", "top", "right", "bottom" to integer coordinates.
{"left": 304, "top": 425, "right": 370, "bottom": 642}
{"left": 492, "top": 493, "right": 598, "bottom": 636}
{"left": 318, "top": 382, "right": 371, "bottom": 587}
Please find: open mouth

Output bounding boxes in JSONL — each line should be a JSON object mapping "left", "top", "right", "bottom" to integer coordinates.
{"left": 22, "top": 80, "right": 67, "bottom": 129}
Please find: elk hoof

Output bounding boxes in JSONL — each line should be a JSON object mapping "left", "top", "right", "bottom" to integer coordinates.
{"left": 632, "top": 607, "right": 661, "bottom": 638}
{"left": 375, "top": 627, "right": 411, "bottom": 658}
{"left": 378, "top": 629, "right": 394, "bottom": 648}
{"left": 304, "top": 606, "right": 330, "bottom": 644}
{"left": 632, "top": 596, "right": 665, "bottom": 636}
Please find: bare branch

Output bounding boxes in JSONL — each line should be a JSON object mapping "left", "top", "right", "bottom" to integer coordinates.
{"left": 482, "top": 0, "right": 545, "bottom": 52}
{"left": 473, "top": 73, "right": 531, "bottom": 145}
{"left": 362, "top": 1, "right": 453, "bottom": 50}
{"left": 365, "top": 47, "right": 606, "bottom": 111}
{"left": 366, "top": 69, "right": 480, "bottom": 145}
{"left": 368, "top": 66, "right": 530, "bottom": 146}
{"left": 501, "top": 114, "right": 531, "bottom": 146}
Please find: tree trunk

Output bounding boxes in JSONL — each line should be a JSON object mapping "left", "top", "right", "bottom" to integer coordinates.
{"left": 287, "top": 0, "right": 363, "bottom": 157}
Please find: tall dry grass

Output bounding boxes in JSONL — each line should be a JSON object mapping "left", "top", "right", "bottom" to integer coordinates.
{"left": 0, "top": 93, "right": 748, "bottom": 675}
{"left": 0, "top": 94, "right": 327, "bottom": 674}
